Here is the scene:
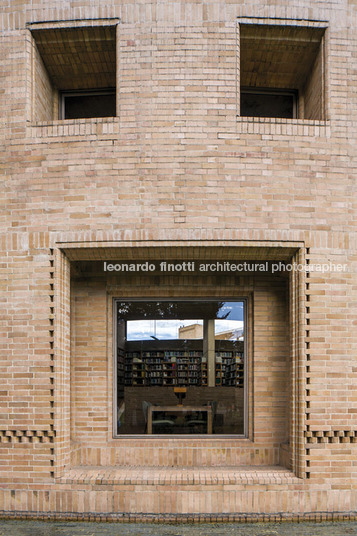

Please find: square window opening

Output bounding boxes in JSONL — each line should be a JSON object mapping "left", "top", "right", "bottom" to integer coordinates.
{"left": 30, "top": 24, "right": 117, "bottom": 121}
{"left": 239, "top": 23, "right": 326, "bottom": 120}
{"left": 114, "top": 299, "right": 246, "bottom": 436}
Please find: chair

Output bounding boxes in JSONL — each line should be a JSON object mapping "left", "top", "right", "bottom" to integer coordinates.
{"left": 142, "top": 400, "right": 175, "bottom": 434}
{"left": 186, "top": 401, "right": 217, "bottom": 434}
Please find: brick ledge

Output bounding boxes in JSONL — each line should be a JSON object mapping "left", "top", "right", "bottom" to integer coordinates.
{"left": 0, "top": 510, "right": 356, "bottom": 523}
{"left": 58, "top": 465, "right": 300, "bottom": 485}
{"left": 235, "top": 117, "right": 331, "bottom": 137}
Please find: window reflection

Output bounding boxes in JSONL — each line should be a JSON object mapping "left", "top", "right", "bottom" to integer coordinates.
{"left": 116, "top": 300, "right": 245, "bottom": 435}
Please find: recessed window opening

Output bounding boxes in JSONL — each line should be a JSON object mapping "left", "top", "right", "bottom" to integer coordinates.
{"left": 239, "top": 23, "right": 326, "bottom": 120}
{"left": 115, "top": 299, "right": 246, "bottom": 436}
{"left": 30, "top": 24, "right": 117, "bottom": 121}
{"left": 60, "top": 89, "right": 116, "bottom": 119}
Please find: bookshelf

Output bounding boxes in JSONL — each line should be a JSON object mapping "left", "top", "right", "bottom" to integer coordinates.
{"left": 120, "top": 340, "right": 244, "bottom": 388}
{"left": 117, "top": 347, "right": 125, "bottom": 398}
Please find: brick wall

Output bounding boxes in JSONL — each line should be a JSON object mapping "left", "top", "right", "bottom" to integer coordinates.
{"left": 0, "top": 0, "right": 356, "bottom": 520}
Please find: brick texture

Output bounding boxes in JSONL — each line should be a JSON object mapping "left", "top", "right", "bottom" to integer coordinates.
{"left": 0, "top": 0, "right": 356, "bottom": 521}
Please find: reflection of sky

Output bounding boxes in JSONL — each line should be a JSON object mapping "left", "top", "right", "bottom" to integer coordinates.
{"left": 215, "top": 319, "right": 244, "bottom": 334}
{"left": 127, "top": 319, "right": 200, "bottom": 340}
{"left": 127, "top": 319, "right": 244, "bottom": 341}
{"left": 218, "top": 302, "right": 243, "bottom": 321}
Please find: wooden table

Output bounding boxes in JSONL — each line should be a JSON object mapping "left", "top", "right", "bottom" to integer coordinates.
{"left": 147, "top": 405, "right": 212, "bottom": 434}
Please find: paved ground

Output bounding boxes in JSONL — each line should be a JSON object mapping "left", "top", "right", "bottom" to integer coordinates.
{"left": 0, "top": 521, "right": 357, "bottom": 536}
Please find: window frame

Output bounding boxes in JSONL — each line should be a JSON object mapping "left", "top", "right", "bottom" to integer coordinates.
{"left": 112, "top": 297, "right": 249, "bottom": 439}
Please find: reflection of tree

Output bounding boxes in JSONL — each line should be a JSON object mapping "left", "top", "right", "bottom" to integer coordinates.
{"left": 117, "top": 301, "right": 231, "bottom": 320}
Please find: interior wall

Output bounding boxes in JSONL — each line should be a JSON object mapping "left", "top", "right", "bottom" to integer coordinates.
{"left": 70, "top": 277, "right": 108, "bottom": 444}
{"left": 33, "top": 37, "right": 55, "bottom": 122}
{"left": 303, "top": 43, "right": 324, "bottom": 120}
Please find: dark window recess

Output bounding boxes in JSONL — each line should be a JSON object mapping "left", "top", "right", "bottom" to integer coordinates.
{"left": 61, "top": 90, "right": 116, "bottom": 119}
{"left": 240, "top": 89, "right": 297, "bottom": 119}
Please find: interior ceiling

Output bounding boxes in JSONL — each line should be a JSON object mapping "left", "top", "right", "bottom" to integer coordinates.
{"left": 31, "top": 26, "right": 116, "bottom": 90}
{"left": 240, "top": 24, "right": 325, "bottom": 89}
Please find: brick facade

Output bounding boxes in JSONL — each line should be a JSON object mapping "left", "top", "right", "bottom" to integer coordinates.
{"left": 0, "top": 0, "right": 356, "bottom": 522}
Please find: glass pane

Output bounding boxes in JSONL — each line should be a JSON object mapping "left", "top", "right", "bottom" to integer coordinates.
{"left": 241, "top": 91, "right": 295, "bottom": 118}
{"left": 116, "top": 300, "right": 245, "bottom": 435}
{"left": 127, "top": 319, "right": 203, "bottom": 341}
{"left": 64, "top": 93, "right": 116, "bottom": 119}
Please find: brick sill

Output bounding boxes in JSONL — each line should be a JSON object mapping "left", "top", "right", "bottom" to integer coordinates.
{"left": 58, "top": 465, "right": 300, "bottom": 486}
{"left": 27, "top": 117, "right": 119, "bottom": 139}
{"left": 236, "top": 116, "right": 330, "bottom": 137}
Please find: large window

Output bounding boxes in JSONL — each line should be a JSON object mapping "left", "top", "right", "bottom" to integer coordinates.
{"left": 114, "top": 300, "right": 246, "bottom": 436}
